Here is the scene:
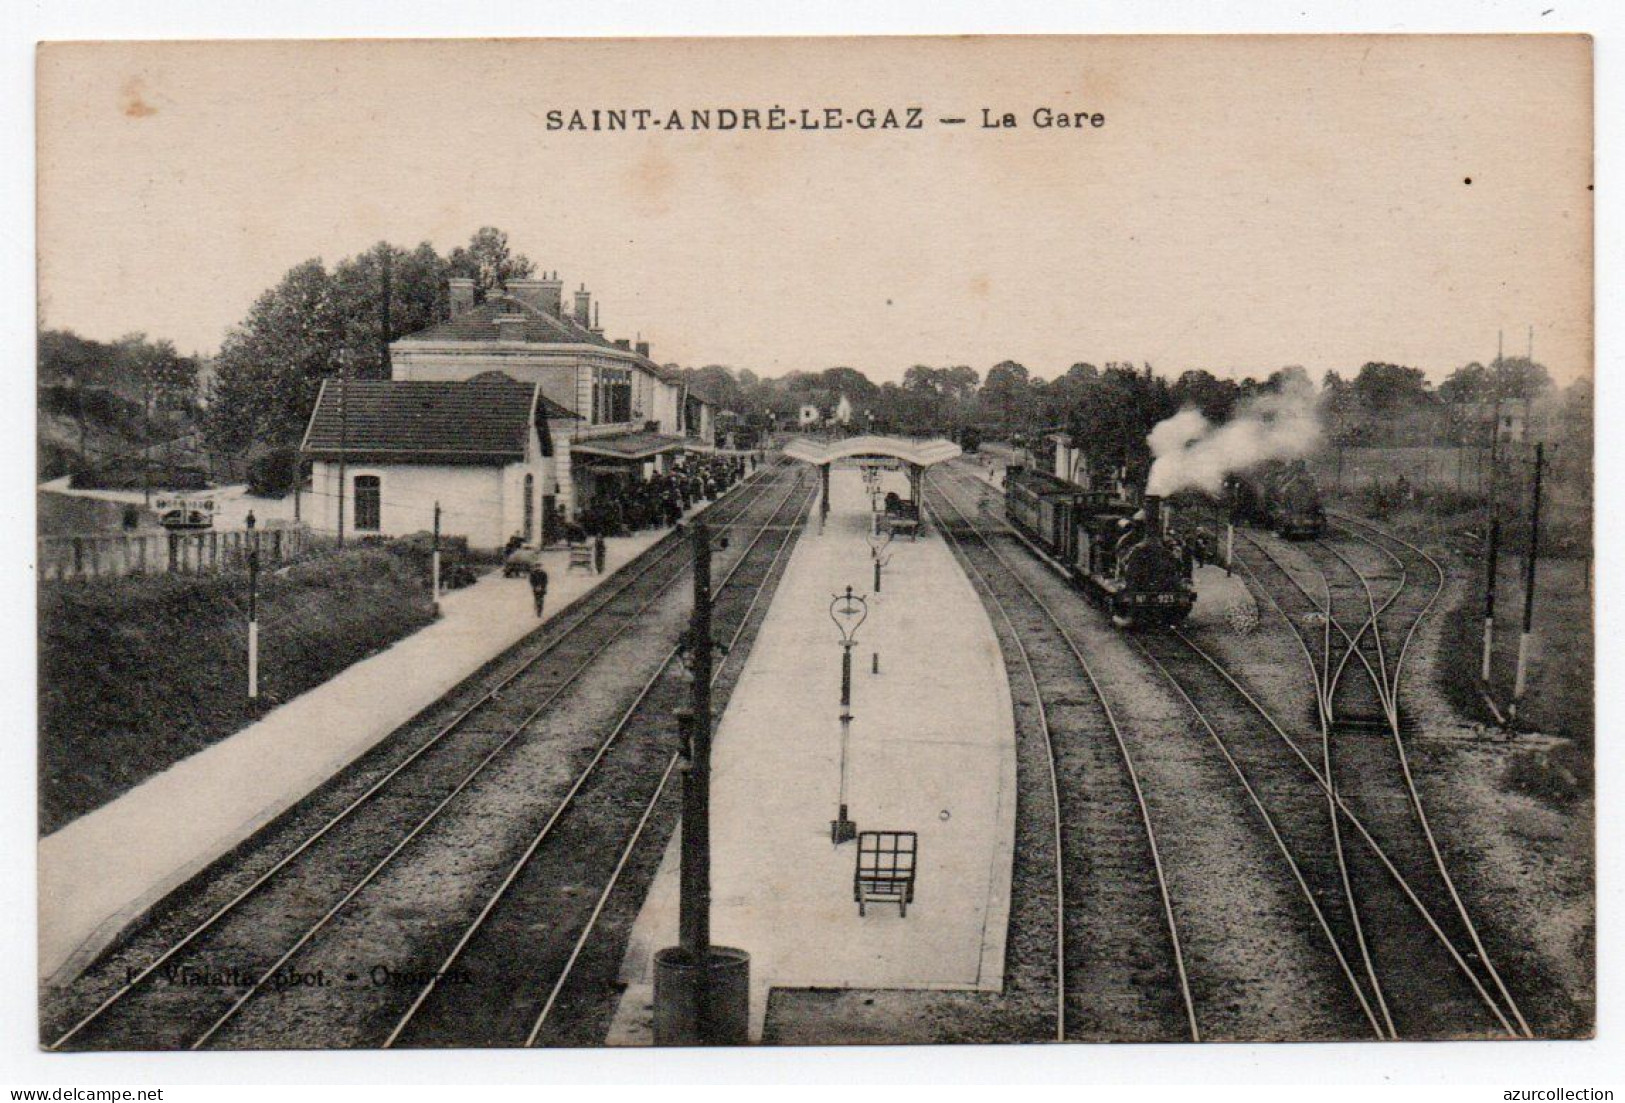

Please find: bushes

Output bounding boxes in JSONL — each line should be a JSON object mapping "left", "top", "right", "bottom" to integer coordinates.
{"left": 248, "top": 447, "right": 300, "bottom": 497}
{"left": 38, "top": 548, "right": 436, "bottom": 834}
{"left": 1347, "top": 479, "right": 1485, "bottom": 522}
{"left": 70, "top": 463, "right": 209, "bottom": 491}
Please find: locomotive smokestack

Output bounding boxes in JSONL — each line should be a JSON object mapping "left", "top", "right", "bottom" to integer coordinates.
{"left": 1142, "top": 495, "right": 1163, "bottom": 535}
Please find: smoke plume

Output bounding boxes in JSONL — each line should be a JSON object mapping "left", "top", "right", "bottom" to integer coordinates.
{"left": 1145, "top": 379, "right": 1322, "bottom": 496}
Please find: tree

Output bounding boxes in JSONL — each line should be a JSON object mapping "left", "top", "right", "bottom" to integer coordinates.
{"left": 1486, "top": 355, "right": 1553, "bottom": 406}
{"left": 447, "top": 227, "right": 536, "bottom": 300}
{"left": 119, "top": 334, "right": 196, "bottom": 418}
{"left": 680, "top": 365, "right": 745, "bottom": 412}
{"left": 203, "top": 228, "right": 533, "bottom": 454}
{"left": 1439, "top": 361, "right": 1492, "bottom": 408}
{"left": 205, "top": 258, "right": 342, "bottom": 453}
{"left": 982, "top": 360, "right": 1039, "bottom": 434}
{"left": 1352, "top": 361, "right": 1432, "bottom": 414}
{"left": 1264, "top": 365, "right": 1313, "bottom": 394}
{"left": 1169, "top": 369, "right": 1239, "bottom": 423}
{"left": 1068, "top": 364, "right": 1174, "bottom": 484}
{"left": 819, "top": 366, "right": 879, "bottom": 404}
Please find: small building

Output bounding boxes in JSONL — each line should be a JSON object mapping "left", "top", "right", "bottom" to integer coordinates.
{"left": 798, "top": 404, "right": 821, "bottom": 428}
{"left": 299, "top": 376, "right": 580, "bottom": 550}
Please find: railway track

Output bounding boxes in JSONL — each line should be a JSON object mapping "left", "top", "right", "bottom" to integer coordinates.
{"left": 1225, "top": 519, "right": 1531, "bottom": 1038}
{"left": 388, "top": 475, "right": 814, "bottom": 1049}
{"left": 926, "top": 467, "right": 1198, "bottom": 1043}
{"left": 934, "top": 461, "right": 1502, "bottom": 1041}
{"left": 46, "top": 459, "right": 808, "bottom": 1051}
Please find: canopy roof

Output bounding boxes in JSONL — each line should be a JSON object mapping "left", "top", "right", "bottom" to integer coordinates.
{"left": 782, "top": 435, "right": 962, "bottom": 468}
{"left": 571, "top": 431, "right": 689, "bottom": 462}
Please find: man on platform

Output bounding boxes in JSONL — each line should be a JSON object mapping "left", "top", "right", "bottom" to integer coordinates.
{"left": 527, "top": 560, "right": 549, "bottom": 618}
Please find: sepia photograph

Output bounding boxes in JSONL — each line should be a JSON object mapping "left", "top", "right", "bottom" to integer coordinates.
{"left": 25, "top": 29, "right": 1598, "bottom": 1065}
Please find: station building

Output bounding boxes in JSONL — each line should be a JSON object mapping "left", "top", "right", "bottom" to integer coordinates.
{"left": 300, "top": 377, "right": 578, "bottom": 549}
{"left": 300, "top": 273, "right": 717, "bottom": 548}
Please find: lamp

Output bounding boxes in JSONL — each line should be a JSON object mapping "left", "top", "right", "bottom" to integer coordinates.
{"left": 828, "top": 585, "right": 868, "bottom": 844}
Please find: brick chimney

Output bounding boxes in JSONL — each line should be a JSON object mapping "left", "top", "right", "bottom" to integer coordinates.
{"left": 573, "top": 285, "right": 592, "bottom": 328}
{"left": 448, "top": 277, "right": 476, "bottom": 316}
{"left": 508, "top": 272, "right": 563, "bottom": 315}
{"left": 635, "top": 340, "right": 651, "bottom": 358}
{"left": 613, "top": 338, "right": 632, "bottom": 350}
{"left": 494, "top": 314, "right": 527, "bottom": 342}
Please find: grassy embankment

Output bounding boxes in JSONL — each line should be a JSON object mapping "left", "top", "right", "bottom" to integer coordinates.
{"left": 39, "top": 548, "right": 436, "bottom": 834}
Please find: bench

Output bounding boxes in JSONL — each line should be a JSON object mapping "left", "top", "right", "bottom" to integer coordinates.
{"left": 854, "top": 830, "right": 917, "bottom": 917}
{"left": 885, "top": 516, "right": 920, "bottom": 541}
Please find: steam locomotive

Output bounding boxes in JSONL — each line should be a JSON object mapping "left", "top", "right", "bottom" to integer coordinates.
{"left": 1224, "top": 459, "right": 1326, "bottom": 539}
{"left": 1004, "top": 465, "right": 1197, "bottom": 628}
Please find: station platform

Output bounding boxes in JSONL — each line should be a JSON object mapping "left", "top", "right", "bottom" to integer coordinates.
{"left": 608, "top": 465, "right": 1016, "bottom": 1043}
{"left": 1188, "top": 562, "right": 1259, "bottom": 630}
{"left": 38, "top": 507, "right": 715, "bottom": 985}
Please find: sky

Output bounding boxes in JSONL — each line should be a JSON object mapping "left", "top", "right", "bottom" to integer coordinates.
{"left": 36, "top": 35, "right": 1593, "bottom": 386}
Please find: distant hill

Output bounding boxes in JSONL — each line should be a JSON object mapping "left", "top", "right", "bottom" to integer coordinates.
{"left": 38, "top": 329, "right": 202, "bottom": 481}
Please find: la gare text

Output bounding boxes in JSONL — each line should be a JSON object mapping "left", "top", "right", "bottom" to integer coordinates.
{"left": 543, "top": 107, "right": 1106, "bottom": 132}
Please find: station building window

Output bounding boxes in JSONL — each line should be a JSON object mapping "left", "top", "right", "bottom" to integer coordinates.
{"left": 354, "top": 475, "right": 381, "bottom": 532}
{"left": 592, "top": 366, "right": 633, "bottom": 425}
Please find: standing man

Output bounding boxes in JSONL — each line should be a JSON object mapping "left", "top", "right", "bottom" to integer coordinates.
{"left": 593, "top": 533, "right": 607, "bottom": 576}
{"left": 528, "top": 560, "right": 550, "bottom": 618}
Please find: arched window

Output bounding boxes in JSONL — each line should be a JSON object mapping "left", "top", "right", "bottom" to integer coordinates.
{"left": 354, "top": 475, "right": 381, "bottom": 532}
{"left": 523, "top": 473, "right": 536, "bottom": 543}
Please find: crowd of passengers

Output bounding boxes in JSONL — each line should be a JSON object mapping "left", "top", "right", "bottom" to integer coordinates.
{"left": 567, "top": 453, "right": 756, "bottom": 540}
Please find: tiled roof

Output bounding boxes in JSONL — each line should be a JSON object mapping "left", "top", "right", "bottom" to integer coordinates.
{"left": 396, "top": 293, "right": 613, "bottom": 348}
{"left": 300, "top": 378, "right": 578, "bottom": 462}
{"left": 395, "top": 294, "right": 681, "bottom": 382}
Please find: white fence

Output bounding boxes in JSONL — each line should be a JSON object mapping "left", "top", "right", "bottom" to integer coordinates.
{"left": 38, "top": 525, "right": 315, "bottom": 582}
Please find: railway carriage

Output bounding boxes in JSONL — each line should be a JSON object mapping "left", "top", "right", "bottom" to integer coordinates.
{"left": 1003, "top": 465, "right": 1196, "bottom": 628}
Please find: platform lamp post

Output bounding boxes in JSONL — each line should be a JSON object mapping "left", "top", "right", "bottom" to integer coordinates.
{"left": 653, "top": 517, "right": 749, "bottom": 1046}
{"left": 829, "top": 586, "right": 868, "bottom": 844}
{"left": 868, "top": 527, "right": 894, "bottom": 594}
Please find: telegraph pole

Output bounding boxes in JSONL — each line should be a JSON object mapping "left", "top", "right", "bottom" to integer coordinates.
{"left": 246, "top": 511, "right": 260, "bottom": 700}
{"left": 337, "top": 352, "right": 351, "bottom": 548}
{"left": 431, "top": 501, "right": 442, "bottom": 611}
{"left": 1482, "top": 514, "right": 1500, "bottom": 684}
{"left": 1510, "top": 443, "right": 1545, "bottom": 723}
{"left": 680, "top": 518, "right": 713, "bottom": 961}
{"left": 379, "top": 245, "right": 393, "bottom": 377}
{"left": 653, "top": 517, "right": 750, "bottom": 1045}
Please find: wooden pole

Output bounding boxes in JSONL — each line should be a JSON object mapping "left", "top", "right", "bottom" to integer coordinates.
{"left": 1511, "top": 443, "right": 1544, "bottom": 720}
{"left": 1482, "top": 515, "right": 1499, "bottom": 684}
{"left": 431, "top": 501, "right": 442, "bottom": 609}
{"left": 246, "top": 511, "right": 260, "bottom": 700}
{"left": 379, "top": 245, "right": 393, "bottom": 377}
{"left": 679, "top": 518, "right": 714, "bottom": 962}
{"left": 337, "top": 354, "right": 350, "bottom": 548}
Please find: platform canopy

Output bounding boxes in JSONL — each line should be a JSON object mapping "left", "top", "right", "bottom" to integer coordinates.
{"left": 781, "top": 435, "right": 962, "bottom": 468}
